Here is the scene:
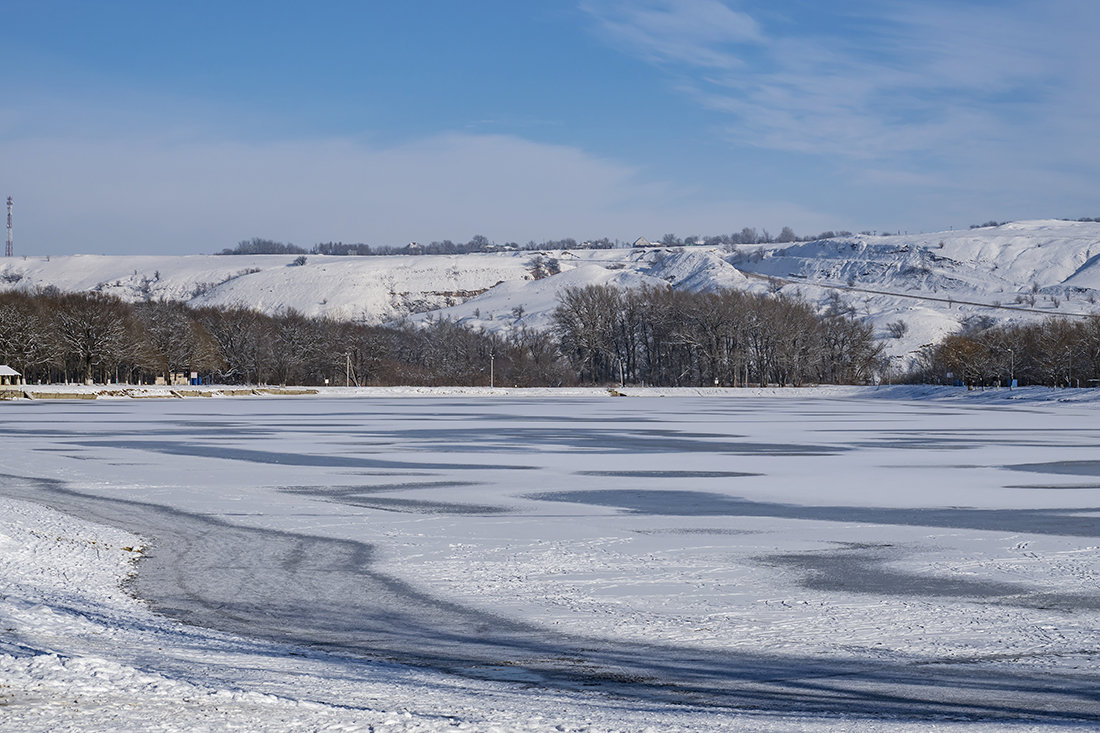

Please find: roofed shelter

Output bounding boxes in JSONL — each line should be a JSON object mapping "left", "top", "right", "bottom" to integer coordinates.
{"left": 0, "top": 365, "right": 23, "bottom": 388}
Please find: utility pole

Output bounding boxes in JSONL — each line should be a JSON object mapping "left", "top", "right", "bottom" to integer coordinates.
{"left": 490, "top": 352, "right": 495, "bottom": 389}
{"left": 5, "top": 197, "right": 12, "bottom": 257}
{"left": 345, "top": 352, "right": 351, "bottom": 387}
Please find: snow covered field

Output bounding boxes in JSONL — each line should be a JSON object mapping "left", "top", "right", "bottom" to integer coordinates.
{"left": 2, "top": 389, "right": 1100, "bottom": 730}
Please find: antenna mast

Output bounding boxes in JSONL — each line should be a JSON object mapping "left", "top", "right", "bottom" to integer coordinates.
{"left": 5, "top": 197, "right": 11, "bottom": 257}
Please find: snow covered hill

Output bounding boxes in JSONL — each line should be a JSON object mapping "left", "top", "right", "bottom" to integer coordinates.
{"left": 3, "top": 219, "right": 1099, "bottom": 364}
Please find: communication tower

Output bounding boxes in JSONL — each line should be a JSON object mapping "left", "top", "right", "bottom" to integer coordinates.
{"left": 5, "top": 197, "right": 11, "bottom": 257}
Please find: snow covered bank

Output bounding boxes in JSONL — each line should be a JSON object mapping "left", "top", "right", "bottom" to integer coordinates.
{"left": 0, "top": 495, "right": 729, "bottom": 731}
{"left": 0, "top": 497, "right": 417, "bottom": 731}
{"left": 9, "top": 381, "right": 1100, "bottom": 406}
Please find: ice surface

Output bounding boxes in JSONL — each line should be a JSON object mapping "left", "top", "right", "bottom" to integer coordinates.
{"left": 2, "top": 389, "right": 1100, "bottom": 730}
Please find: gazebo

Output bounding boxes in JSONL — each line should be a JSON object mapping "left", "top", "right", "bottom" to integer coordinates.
{"left": 0, "top": 365, "right": 23, "bottom": 388}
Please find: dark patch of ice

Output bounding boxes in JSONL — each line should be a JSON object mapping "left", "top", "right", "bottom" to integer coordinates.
{"left": 280, "top": 481, "right": 477, "bottom": 494}
{"left": 334, "top": 427, "right": 837, "bottom": 456}
{"left": 633, "top": 528, "right": 764, "bottom": 536}
{"left": 328, "top": 497, "right": 506, "bottom": 515}
{"left": 578, "top": 470, "right": 759, "bottom": 478}
{"left": 1006, "top": 460, "right": 1100, "bottom": 477}
{"left": 279, "top": 482, "right": 501, "bottom": 514}
{"left": 528, "top": 489, "right": 1100, "bottom": 538}
{"left": 74, "top": 440, "right": 536, "bottom": 471}
{"left": 760, "top": 544, "right": 1100, "bottom": 610}
{"left": 1004, "top": 484, "right": 1100, "bottom": 490}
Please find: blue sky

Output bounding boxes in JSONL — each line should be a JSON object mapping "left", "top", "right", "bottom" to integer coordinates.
{"left": 2, "top": 1, "right": 1098, "bottom": 255}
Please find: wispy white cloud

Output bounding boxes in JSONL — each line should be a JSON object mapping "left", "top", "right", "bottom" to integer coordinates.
{"left": 582, "top": 0, "right": 1100, "bottom": 183}
{"left": 580, "top": 0, "right": 762, "bottom": 69}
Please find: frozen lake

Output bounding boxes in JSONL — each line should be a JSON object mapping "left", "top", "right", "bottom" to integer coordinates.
{"left": 3, "top": 391, "right": 1100, "bottom": 729}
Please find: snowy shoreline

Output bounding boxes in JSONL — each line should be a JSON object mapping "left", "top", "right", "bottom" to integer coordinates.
{"left": 4, "top": 382, "right": 1100, "bottom": 404}
{"left": 0, "top": 495, "right": 590, "bottom": 731}
{"left": 5, "top": 490, "right": 1014, "bottom": 733}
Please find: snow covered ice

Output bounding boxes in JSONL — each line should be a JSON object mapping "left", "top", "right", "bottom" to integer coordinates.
{"left": 2, "top": 388, "right": 1100, "bottom": 730}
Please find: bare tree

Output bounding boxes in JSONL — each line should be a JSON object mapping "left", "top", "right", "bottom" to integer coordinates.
{"left": 886, "top": 320, "right": 909, "bottom": 339}
{"left": 53, "top": 292, "right": 133, "bottom": 383}
{"left": 553, "top": 284, "right": 623, "bottom": 383}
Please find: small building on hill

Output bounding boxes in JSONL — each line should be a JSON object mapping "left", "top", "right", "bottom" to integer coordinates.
{"left": 632, "top": 237, "right": 654, "bottom": 248}
{"left": 0, "top": 365, "right": 23, "bottom": 388}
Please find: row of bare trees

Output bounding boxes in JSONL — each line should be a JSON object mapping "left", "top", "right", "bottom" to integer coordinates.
{"left": 552, "top": 285, "right": 882, "bottom": 387}
{"left": 0, "top": 285, "right": 886, "bottom": 389}
{"left": 911, "top": 316, "right": 1100, "bottom": 387}
{"left": 0, "top": 289, "right": 573, "bottom": 387}
{"left": 222, "top": 224, "right": 863, "bottom": 259}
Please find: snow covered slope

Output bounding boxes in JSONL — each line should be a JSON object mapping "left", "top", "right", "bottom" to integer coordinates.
{"left": 741, "top": 219, "right": 1100, "bottom": 303}
{"left": 3, "top": 220, "right": 1099, "bottom": 361}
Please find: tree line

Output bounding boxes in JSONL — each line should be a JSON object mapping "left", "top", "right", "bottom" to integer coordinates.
{"left": 0, "top": 285, "right": 885, "bottom": 389}
{"left": 217, "top": 225, "right": 860, "bottom": 258}
{"left": 0, "top": 289, "right": 572, "bottom": 387}
{"left": 12, "top": 285, "right": 1099, "bottom": 391}
{"left": 552, "top": 285, "right": 882, "bottom": 387}
{"left": 219, "top": 236, "right": 615, "bottom": 257}
{"left": 909, "top": 316, "right": 1100, "bottom": 388}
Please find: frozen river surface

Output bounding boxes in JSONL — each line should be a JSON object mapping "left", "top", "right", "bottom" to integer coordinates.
{"left": 2, "top": 391, "right": 1100, "bottom": 730}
